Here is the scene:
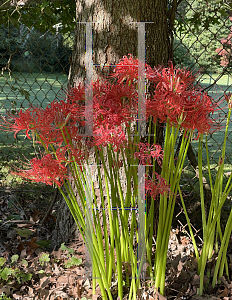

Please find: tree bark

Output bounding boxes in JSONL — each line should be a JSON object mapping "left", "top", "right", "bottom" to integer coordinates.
{"left": 52, "top": 0, "right": 174, "bottom": 248}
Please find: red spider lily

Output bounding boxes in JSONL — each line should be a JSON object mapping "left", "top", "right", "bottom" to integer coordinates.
{"left": 109, "top": 54, "right": 140, "bottom": 84}
{"left": 1, "top": 97, "right": 85, "bottom": 147}
{"left": 92, "top": 124, "right": 127, "bottom": 152}
{"left": 145, "top": 172, "right": 170, "bottom": 199}
{"left": 109, "top": 53, "right": 155, "bottom": 85}
{"left": 146, "top": 65, "right": 219, "bottom": 137}
{"left": 149, "top": 62, "right": 197, "bottom": 92}
{"left": 12, "top": 154, "right": 67, "bottom": 187}
{"left": 44, "top": 99, "right": 84, "bottom": 129}
{"left": 58, "top": 84, "right": 86, "bottom": 105}
{"left": 224, "top": 92, "right": 232, "bottom": 104}
{"left": 56, "top": 79, "right": 138, "bottom": 134}
{"left": 91, "top": 79, "right": 138, "bottom": 127}
{"left": 0, "top": 107, "right": 45, "bottom": 139}
{"left": 52, "top": 146, "right": 85, "bottom": 169}
{"left": 66, "top": 146, "right": 86, "bottom": 165}
{"left": 34, "top": 126, "right": 80, "bottom": 147}
{"left": 134, "top": 142, "right": 163, "bottom": 166}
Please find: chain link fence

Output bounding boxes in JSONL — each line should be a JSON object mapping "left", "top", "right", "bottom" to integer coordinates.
{"left": 0, "top": 13, "right": 74, "bottom": 209}
{"left": 173, "top": 0, "right": 232, "bottom": 244}
{"left": 0, "top": 1, "right": 232, "bottom": 243}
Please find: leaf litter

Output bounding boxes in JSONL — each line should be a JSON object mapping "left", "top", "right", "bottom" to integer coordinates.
{"left": 1, "top": 191, "right": 232, "bottom": 299}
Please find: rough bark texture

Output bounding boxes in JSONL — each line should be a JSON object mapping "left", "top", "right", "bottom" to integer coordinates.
{"left": 52, "top": 0, "right": 174, "bottom": 248}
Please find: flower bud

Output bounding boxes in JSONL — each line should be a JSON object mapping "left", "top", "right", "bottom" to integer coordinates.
{"left": 224, "top": 93, "right": 232, "bottom": 108}
{"left": 218, "top": 156, "right": 224, "bottom": 166}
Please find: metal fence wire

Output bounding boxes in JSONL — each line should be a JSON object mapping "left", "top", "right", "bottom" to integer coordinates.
{"left": 0, "top": 1, "right": 232, "bottom": 243}
{"left": 0, "top": 14, "right": 73, "bottom": 205}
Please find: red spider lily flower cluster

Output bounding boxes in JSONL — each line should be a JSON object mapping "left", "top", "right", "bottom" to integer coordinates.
{"left": 145, "top": 172, "right": 170, "bottom": 199}
{"left": 109, "top": 53, "right": 156, "bottom": 85}
{"left": 1, "top": 92, "right": 85, "bottom": 147}
{"left": 92, "top": 124, "right": 127, "bottom": 152}
{"left": 145, "top": 63, "right": 219, "bottom": 138}
{"left": 134, "top": 142, "right": 163, "bottom": 166}
{"left": 224, "top": 92, "right": 232, "bottom": 109}
{"left": 0, "top": 54, "right": 222, "bottom": 188}
{"left": 109, "top": 53, "right": 141, "bottom": 84}
{"left": 91, "top": 79, "right": 138, "bottom": 127}
{"left": 12, "top": 154, "right": 67, "bottom": 187}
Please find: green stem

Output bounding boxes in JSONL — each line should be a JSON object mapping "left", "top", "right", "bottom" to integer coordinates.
{"left": 178, "top": 185, "right": 199, "bottom": 260}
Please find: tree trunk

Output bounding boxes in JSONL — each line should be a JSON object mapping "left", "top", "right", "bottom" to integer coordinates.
{"left": 52, "top": 0, "right": 174, "bottom": 248}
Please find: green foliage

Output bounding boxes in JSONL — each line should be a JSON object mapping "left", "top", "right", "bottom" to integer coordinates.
{"left": 0, "top": 267, "right": 12, "bottom": 280}
{"left": 0, "top": 19, "right": 73, "bottom": 74}
{"left": 20, "top": 29, "right": 73, "bottom": 74}
{"left": 0, "top": 255, "right": 32, "bottom": 284}
{"left": 60, "top": 243, "right": 82, "bottom": 268}
{"left": 176, "top": 0, "right": 231, "bottom": 34}
{"left": 0, "top": 293, "right": 11, "bottom": 300}
{"left": 36, "top": 240, "right": 51, "bottom": 249}
{"left": 60, "top": 243, "right": 74, "bottom": 255}
{"left": 39, "top": 253, "right": 50, "bottom": 266}
{"left": 0, "top": 257, "right": 6, "bottom": 267}
{"left": 173, "top": 38, "right": 197, "bottom": 70}
{"left": 0, "top": 0, "right": 76, "bottom": 34}
{"left": 11, "top": 254, "right": 19, "bottom": 264}
{"left": 13, "top": 228, "right": 33, "bottom": 238}
{"left": 64, "top": 256, "right": 82, "bottom": 268}
{"left": 174, "top": 0, "right": 232, "bottom": 72}
{"left": 0, "top": 24, "right": 23, "bottom": 67}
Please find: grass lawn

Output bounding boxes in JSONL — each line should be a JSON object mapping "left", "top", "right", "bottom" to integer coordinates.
{"left": 0, "top": 72, "right": 68, "bottom": 113}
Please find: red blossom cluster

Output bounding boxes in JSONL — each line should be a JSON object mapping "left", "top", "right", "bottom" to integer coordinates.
{"left": 215, "top": 17, "right": 232, "bottom": 68}
{"left": 134, "top": 142, "right": 163, "bottom": 166}
{"left": 0, "top": 54, "right": 221, "bottom": 194}
{"left": 12, "top": 154, "right": 68, "bottom": 187}
{"left": 145, "top": 172, "right": 170, "bottom": 199}
{"left": 145, "top": 63, "right": 218, "bottom": 137}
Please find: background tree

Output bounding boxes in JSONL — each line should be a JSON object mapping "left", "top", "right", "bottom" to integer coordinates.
{"left": 174, "top": 0, "right": 231, "bottom": 73}
{"left": 215, "top": 17, "right": 232, "bottom": 69}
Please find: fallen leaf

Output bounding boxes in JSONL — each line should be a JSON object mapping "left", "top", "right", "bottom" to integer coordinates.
{"left": 38, "top": 288, "right": 50, "bottom": 299}
{"left": 52, "top": 263, "right": 60, "bottom": 275}
{"left": 218, "top": 286, "right": 228, "bottom": 298}
{"left": 0, "top": 286, "right": 16, "bottom": 296}
{"left": 153, "top": 289, "right": 167, "bottom": 300}
{"left": 180, "top": 236, "right": 189, "bottom": 246}
{"left": 31, "top": 210, "right": 43, "bottom": 222}
{"left": 13, "top": 228, "right": 34, "bottom": 238}
{"left": 45, "top": 214, "right": 56, "bottom": 222}
{"left": 25, "top": 237, "right": 40, "bottom": 252}
{"left": 122, "top": 261, "right": 132, "bottom": 276}
{"left": 57, "top": 275, "right": 69, "bottom": 284}
{"left": 51, "top": 248, "right": 63, "bottom": 259}
{"left": 40, "top": 277, "right": 51, "bottom": 288}
{"left": 17, "top": 242, "right": 25, "bottom": 252}
{"left": 53, "top": 291, "right": 70, "bottom": 299}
